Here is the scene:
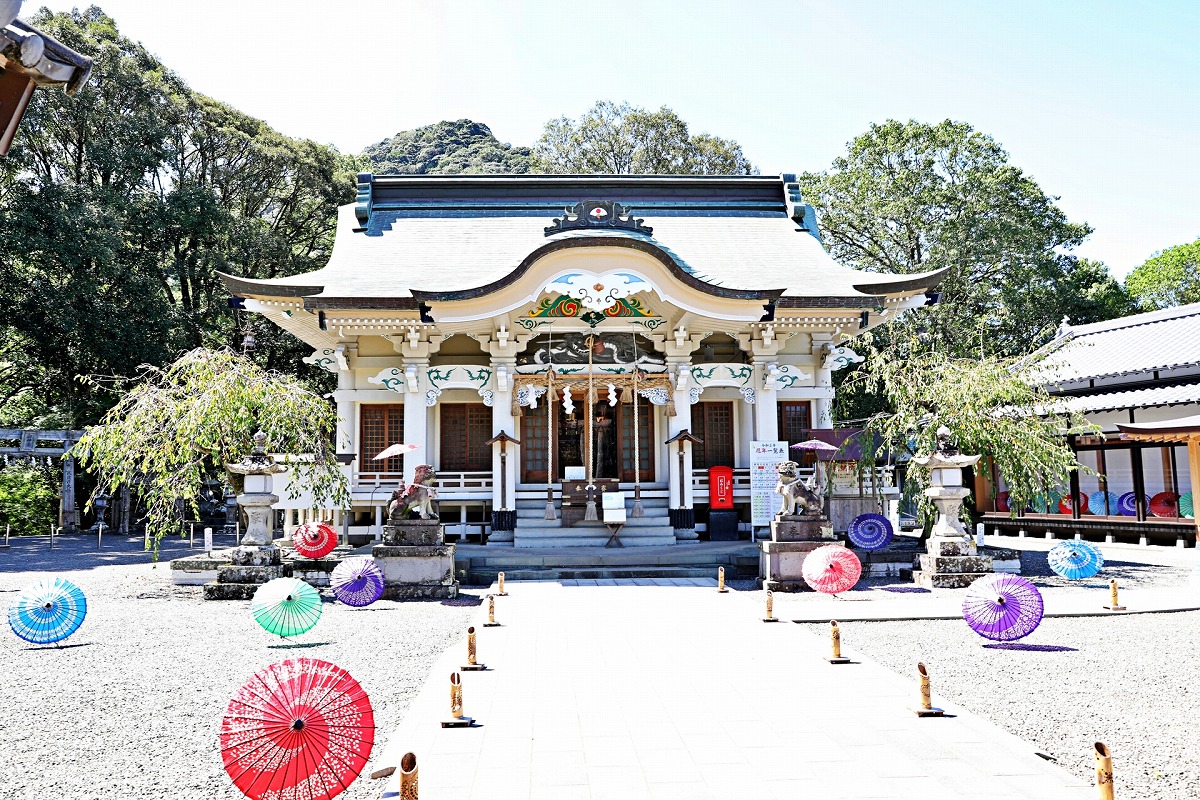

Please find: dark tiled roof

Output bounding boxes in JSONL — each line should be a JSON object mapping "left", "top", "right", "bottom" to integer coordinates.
{"left": 223, "top": 174, "right": 948, "bottom": 307}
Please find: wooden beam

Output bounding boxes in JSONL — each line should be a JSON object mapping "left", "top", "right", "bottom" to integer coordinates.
{"left": 1188, "top": 438, "right": 1200, "bottom": 543}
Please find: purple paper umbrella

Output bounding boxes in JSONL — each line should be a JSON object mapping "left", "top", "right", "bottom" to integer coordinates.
{"left": 330, "top": 557, "right": 385, "bottom": 607}
{"left": 847, "top": 513, "right": 893, "bottom": 550}
{"left": 962, "top": 574, "right": 1044, "bottom": 642}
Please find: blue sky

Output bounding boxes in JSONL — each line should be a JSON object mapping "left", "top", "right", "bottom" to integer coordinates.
{"left": 38, "top": 0, "right": 1200, "bottom": 278}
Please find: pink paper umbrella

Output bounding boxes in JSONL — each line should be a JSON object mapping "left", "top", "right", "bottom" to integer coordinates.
{"left": 802, "top": 544, "right": 862, "bottom": 594}
{"left": 294, "top": 522, "right": 338, "bottom": 559}
{"left": 373, "top": 443, "right": 421, "bottom": 460}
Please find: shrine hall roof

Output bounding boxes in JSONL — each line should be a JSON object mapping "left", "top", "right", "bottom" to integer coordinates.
{"left": 220, "top": 174, "right": 948, "bottom": 310}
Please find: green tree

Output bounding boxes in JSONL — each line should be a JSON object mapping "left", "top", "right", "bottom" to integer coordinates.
{"left": 0, "top": 464, "right": 58, "bottom": 537}
{"left": 532, "top": 101, "right": 756, "bottom": 175}
{"left": 363, "top": 119, "right": 531, "bottom": 175}
{"left": 1125, "top": 239, "right": 1200, "bottom": 310}
{"left": 73, "top": 348, "right": 348, "bottom": 551}
{"left": 799, "top": 119, "right": 1126, "bottom": 358}
{"left": 844, "top": 330, "right": 1095, "bottom": 519}
{"left": 0, "top": 8, "right": 357, "bottom": 428}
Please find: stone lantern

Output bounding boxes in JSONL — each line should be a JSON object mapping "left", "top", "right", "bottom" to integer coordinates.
{"left": 911, "top": 427, "right": 995, "bottom": 588}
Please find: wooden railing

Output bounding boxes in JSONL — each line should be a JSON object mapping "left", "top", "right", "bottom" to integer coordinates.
{"left": 690, "top": 466, "right": 896, "bottom": 496}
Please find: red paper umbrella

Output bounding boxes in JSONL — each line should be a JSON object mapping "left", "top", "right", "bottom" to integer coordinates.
{"left": 1058, "top": 493, "right": 1089, "bottom": 515}
{"left": 996, "top": 492, "right": 1010, "bottom": 513}
{"left": 1149, "top": 491, "right": 1179, "bottom": 518}
{"left": 802, "top": 544, "right": 862, "bottom": 594}
{"left": 220, "top": 658, "right": 374, "bottom": 800}
{"left": 294, "top": 522, "right": 338, "bottom": 559}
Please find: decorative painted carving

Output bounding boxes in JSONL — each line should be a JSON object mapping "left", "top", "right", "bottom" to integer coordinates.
{"left": 367, "top": 368, "right": 406, "bottom": 394}
{"left": 303, "top": 348, "right": 340, "bottom": 373}
{"left": 544, "top": 200, "right": 653, "bottom": 237}
{"left": 528, "top": 294, "right": 657, "bottom": 325}
{"left": 763, "top": 363, "right": 812, "bottom": 391}
{"left": 739, "top": 386, "right": 757, "bottom": 405}
{"left": 689, "top": 364, "right": 754, "bottom": 388}
{"left": 689, "top": 387, "right": 702, "bottom": 405}
{"left": 638, "top": 387, "right": 672, "bottom": 407}
{"left": 517, "top": 332, "right": 664, "bottom": 370}
{"left": 822, "top": 344, "right": 864, "bottom": 371}
{"left": 425, "top": 389, "right": 441, "bottom": 406}
{"left": 546, "top": 271, "right": 653, "bottom": 313}
{"left": 516, "top": 385, "right": 547, "bottom": 409}
{"left": 479, "top": 389, "right": 494, "bottom": 407}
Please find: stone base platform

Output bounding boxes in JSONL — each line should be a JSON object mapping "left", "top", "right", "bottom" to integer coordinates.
{"left": 758, "top": 540, "right": 841, "bottom": 592}
{"left": 372, "top": 543, "right": 458, "bottom": 600}
{"left": 201, "top": 545, "right": 283, "bottom": 600}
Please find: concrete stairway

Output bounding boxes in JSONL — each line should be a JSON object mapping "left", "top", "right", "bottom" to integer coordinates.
{"left": 512, "top": 495, "right": 676, "bottom": 548}
{"left": 456, "top": 541, "right": 759, "bottom": 585}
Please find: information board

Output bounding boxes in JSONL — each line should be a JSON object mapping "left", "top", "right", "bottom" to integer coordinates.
{"left": 750, "top": 440, "right": 789, "bottom": 526}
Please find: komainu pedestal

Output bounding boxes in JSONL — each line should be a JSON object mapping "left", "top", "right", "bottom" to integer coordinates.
{"left": 373, "top": 518, "right": 458, "bottom": 599}
{"left": 758, "top": 515, "right": 838, "bottom": 592}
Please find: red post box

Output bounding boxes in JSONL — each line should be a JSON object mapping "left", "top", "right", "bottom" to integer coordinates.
{"left": 709, "top": 466, "right": 734, "bottom": 510}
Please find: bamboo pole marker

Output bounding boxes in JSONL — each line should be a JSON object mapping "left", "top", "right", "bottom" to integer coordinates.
{"left": 497, "top": 571, "right": 508, "bottom": 596}
{"left": 484, "top": 594, "right": 501, "bottom": 627}
{"left": 441, "top": 672, "right": 471, "bottom": 727}
{"left": 828, "top": 620, "right": 851, "bottom": 664}
{"left": 911, "top": 662, "right": 944, "bottom": 717}
{"left": 1095, "top": 742, "right": 1114, "bottom": 800}
{"left": 398, "top": 751, "right": 418, "bottom": 800}
{"left": 1103, "top": 578, "right": 1126, "bottom": 611}
{"left": 461, "top": 626, "right": 486, "bottom": 671}
{"left": 717, "top": 566, "right": 728, "bottom": 593}
{"left": 762, "top": 589, "right": 779, "bottom": 622}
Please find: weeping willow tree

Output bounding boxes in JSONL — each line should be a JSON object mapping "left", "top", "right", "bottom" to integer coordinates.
{"left": 841, "top": 328, "right": 1097, "bottom": 520}
{"left": 74, "top": 348, "right": 348, "bottom": 550}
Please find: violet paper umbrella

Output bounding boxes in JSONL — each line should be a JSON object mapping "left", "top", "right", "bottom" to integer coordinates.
{"left": 802, "top": 544, "right": 863, "bottom": 595}
{"left": 962, "top": 574, "right": 1044, "bottom": 642}
{"left": 330, "top": 557, "right": 385, "bottom": 607}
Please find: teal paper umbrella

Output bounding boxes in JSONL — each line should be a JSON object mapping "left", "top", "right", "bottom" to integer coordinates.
{"left": 1047, "top": 540, "right": 1104, "bottom": 580}
{"left": 251, "top": 578, "right": 322, "bottom": 638}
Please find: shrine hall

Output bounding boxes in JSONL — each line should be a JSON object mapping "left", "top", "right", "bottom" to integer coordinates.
{"left": 221, "top": 173, "right": 947, "bottom": 547}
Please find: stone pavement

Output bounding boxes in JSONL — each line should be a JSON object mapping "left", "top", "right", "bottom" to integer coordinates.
{"left": 376, "top": 580, "right": 1090, "bottom": 800}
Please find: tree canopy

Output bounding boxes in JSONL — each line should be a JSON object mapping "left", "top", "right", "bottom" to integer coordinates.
{"left": 799, "top": 119, "right": 1131, "bottom": 359}
{"left": 363, "top": 119, "right": 532, "bottom": 175}
{"left": 1125, "top": 239, "right": 1200, "bottom": 310}
{"left": 73, "top": 348, "right": 348, "bottom": 550}
{"left": 532, "top": 101, "right": 756, "bottom": 175}
{"left": 0, "top": 8, "right": 357, "bottom": 429}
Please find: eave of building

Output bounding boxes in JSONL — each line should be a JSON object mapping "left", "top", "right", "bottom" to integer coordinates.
{"left": 1, "top": 17, "right": 92, "bottom": 92}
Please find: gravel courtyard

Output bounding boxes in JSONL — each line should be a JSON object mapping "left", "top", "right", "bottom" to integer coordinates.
{"left": 0, "top": 534, "right": 479, "bottom": 800}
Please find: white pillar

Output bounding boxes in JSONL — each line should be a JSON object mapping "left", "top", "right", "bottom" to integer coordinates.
{"left": 665, "top": 359, "right": 697, "bottom": 540}
{"left": 489, "top": 359, "right": 517, "bottom": 543}
{"left": 753, "top": 361, "right": 779, "bottom": 444}
{"left": 403, "top": 359, "right": 429, "bottom": 484}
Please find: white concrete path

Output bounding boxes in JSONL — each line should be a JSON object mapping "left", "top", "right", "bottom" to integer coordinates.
{"left": 377, "top": 580, "right": 1090, "bottom": 800}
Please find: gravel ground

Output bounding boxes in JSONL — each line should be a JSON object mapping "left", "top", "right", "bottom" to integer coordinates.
{"left": 796, "top": 613, "right": 1200, "bottom": 800}
{"left": 0, "top": 534, "right": 479, "bottom": 800}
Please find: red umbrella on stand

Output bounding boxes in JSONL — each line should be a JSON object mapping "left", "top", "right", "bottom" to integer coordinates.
{"left": 294, "top": 522, "right": 338, "bottom": 559}
{"left": 802, "top": 544, "right": 862, "bottom": 594}
{"left": 220, "top": 658, "right": 374, "bottom": 800}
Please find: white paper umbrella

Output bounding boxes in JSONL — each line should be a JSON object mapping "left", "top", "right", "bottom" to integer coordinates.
{"left": 373, "top": 443, "right": 421, "bottom": 460}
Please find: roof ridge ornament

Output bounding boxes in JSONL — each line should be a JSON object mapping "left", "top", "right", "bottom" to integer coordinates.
{"left": 545, "top": 200, "right": 653, "bottom": 237}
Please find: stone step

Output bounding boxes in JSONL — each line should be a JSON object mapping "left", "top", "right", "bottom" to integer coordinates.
{"left": 514, "top": 516, "right": 670, "bottom": 529}
{"left": 216, "top": 564, "right": 284, "bottom": 584}
{"left": 917, "top": 554, "right": 994, "bottom": 574}
{"left": 463, "top": 552, "right": 759, "bottom": 569}
{"left": 463, "top": 564, "right": 755, "bottom": 584}
{"left": 912, "top": 570, "right": 992, "bottom": 589}
{"left": 203, "top": 582, "right": 261, "bottom": 600}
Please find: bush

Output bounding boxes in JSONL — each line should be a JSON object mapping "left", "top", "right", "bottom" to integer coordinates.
{"left": 0, "top": 464, "right": 57, "bottom": 536}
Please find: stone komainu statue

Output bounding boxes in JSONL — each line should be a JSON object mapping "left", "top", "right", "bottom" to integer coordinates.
{"left": 387, "top": 464, "right": 438, "bottom": 521}
{"left": 774, "top": 460, "right": 824, "bottom": 518}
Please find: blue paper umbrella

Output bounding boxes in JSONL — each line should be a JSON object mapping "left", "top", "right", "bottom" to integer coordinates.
{"left": 1116, "top": 492, "right": 1144, "bottom": 516}
{"left": 1088, "top": 491, "right": 1119, "bottom": 516}
{"left": 1047, "top": 540, "right": 1104, "bottom": 580}
{"left": 8, "top": 577, "right": 88, "bottom": 644}
{"left": 847, "top": 513, "right": 894, "bottom": 550}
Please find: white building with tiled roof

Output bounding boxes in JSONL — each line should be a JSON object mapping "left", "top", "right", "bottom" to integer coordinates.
{"left": 223, "top": 173, "right": 947, "bottom": 547}
{"left": 984, "top": 303, "right": 1200, "bottom": 544}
